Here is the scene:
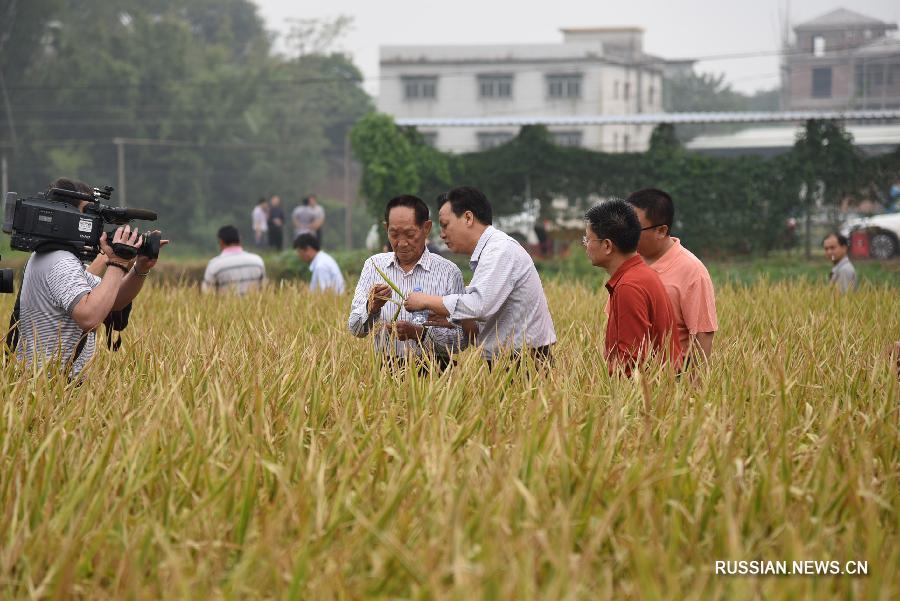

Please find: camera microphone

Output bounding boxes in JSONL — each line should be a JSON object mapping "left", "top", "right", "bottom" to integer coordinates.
{"left": 121, "top": 208, "right": 158, "bottom": 221}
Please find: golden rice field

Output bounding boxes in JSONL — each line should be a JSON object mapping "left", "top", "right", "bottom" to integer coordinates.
{"left": 0, "top": 277, "right": 897, "bottom": 599}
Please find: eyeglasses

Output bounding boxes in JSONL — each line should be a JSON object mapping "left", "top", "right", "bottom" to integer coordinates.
{"left": 640, "top": 224, "right": 666, "bottom": 231}
{"left": 581, "top": 235, "right": 604, "bottom": 247}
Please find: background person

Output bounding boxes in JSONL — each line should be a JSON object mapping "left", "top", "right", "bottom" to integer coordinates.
{"left": 251, "top": 197, "right": 268, "bottom": 248}
{"left": 267, "top": 195, "right": 285, "bottom": 252}
{"left": 292, "top": 194, "right": 325, "bottom": 244}
{"left": 202, "top": 225, "right": 265, "bottom": 294}
{"left": 294, "top": 233, "right": 344, "bottom": 293}
{"left": 823, "top": 232, "right": 857, "bottom": 293}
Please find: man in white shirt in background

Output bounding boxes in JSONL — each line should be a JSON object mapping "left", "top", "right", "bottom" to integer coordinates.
{"left": 251, "top": 197, "right": 268, "bottom": 248}
{"left": 294, "top": 233, "right": 345, "bottom": 293}
{"left": 823, "top": 232, "right": 857, "bottom": 293}
{"left": 202, "top": 225, "right": 266, "bottom": 294}
{"left": 405, "top": 186, "right": 556, "bottom": 369}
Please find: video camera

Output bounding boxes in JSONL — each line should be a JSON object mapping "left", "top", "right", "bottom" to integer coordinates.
{"left": 2, "top": 185, "right": 161, "bottom": 263}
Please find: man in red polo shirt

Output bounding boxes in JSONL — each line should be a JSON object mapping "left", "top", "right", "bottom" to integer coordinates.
{"left": 584, "top": 200, "right": 681, "bottom": 376}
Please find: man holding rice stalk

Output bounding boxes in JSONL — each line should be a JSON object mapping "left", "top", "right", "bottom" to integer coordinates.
{"left": 404, "top": 186, "right": 557, "bottom": 370}
{"left": 348, "top": 195, "right": 471, "bottom": 371}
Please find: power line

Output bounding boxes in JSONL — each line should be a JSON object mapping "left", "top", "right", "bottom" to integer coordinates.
{"left": 2, "top": 45, "right": 883, "bottom": 93}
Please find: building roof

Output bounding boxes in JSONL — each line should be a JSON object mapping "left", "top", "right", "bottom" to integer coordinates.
{"left": 795, "top": 8, "right": 893, "bottom": 31}
{"left": 853, "top": 35, "right": 900, "bottom": 57}
{"left": 559, "top": 27, "right": 644, "bottom": 33}
{"left": 380, "top": 43, "right": 665, "bottom": 69}
{"left": 686, "top": 123, "right": 900, "bottom": 151}
{"left": 396, "top": 110, "right": 900, "bottom": 128}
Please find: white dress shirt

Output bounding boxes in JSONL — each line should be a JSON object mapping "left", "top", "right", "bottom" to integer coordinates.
{"left": 442, "top": 226, "right": 556, "bottom": 359}
{"left": 309, "top": 250, "right": 345, "bottom": 293}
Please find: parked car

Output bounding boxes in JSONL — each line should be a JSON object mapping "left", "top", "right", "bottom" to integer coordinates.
{"left": 840, "top": 213, "right": 900, "bottom": 259}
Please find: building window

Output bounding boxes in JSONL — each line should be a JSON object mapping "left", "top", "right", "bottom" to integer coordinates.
{"left": 421, "top": 132, "right": 438, "bottom": 148}
{"left": 813, "top": 36, "right": 826, "bottom": 57}
{"left": 547, "top": 74, "right": 582, "bottom": 99}
{"left": 614, "top": 81, "right": 620, "bottom": 99}
{"left": 477, "top": 132, "right": 514, "bottom": 150}
{"left": 612, "top": 132, "right": 619, "bottom": 152}
{"left": 403, "top": 76, "right": 437, "bottom": 100}
{"left": 812, "top": 67, "right": 832, "bottom": 98}
{"left": 648, "top": 86, "right": 655, "bottom": 106}
{"left": 552, "top": 131, "right": 583, "bottom": 147}
{"left": 624, "top": 82, "right": 631, "bottom": 101}
{"left": 623, "top": 134, "right": 630, "bottom": 152}
{"left": 479, "top": 74, "right": 513, "bottom": 99}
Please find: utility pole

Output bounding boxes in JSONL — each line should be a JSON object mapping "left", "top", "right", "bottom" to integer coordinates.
{"left": 1, "top": 154, "right": 7, "bottom": 202}
{"left": 344, "top": 132, "right": 352, "bottom": 249}
{"left": 114, "top": 138, "right": 126, "bottom": 207}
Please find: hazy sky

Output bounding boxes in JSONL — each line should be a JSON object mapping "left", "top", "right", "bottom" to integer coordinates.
{"left": 254, "top": 0, "right": 899, "bottom": 97}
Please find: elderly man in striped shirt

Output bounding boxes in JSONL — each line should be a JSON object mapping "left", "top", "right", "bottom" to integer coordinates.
{"left": 348, "top": 195, "right": 471, "bottom": 371}
{"left": 404, "top": 186, "right": 556, "bottom": 369}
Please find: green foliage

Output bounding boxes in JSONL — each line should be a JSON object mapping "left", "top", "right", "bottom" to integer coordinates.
{"left": 1, "top": 1, "right": 371, "bottom": 251}
{"left": 352, "top": 118, "right": 899, "bottom": 256}
{"left": 350, "top": 113, "right": 420, "bottom": 219}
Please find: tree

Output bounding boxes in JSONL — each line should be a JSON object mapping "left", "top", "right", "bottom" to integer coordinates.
{"left": 792, "top": 120, "right": 864, "bottom": 258}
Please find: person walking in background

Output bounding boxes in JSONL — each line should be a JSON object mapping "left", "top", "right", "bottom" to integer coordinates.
{"left": 294, "top": 233, "right": 344, "bottom": 293}
{"left": 202, "top": 226, "right": 266, "bottom": 295}
{"left": 267, "top": 195, "right": 285, "bottom": 252}
{"left": 251, "top": 197, "right": 268, "bottom": 248}
{"left": 625, "top": 188, "right": 718, "bottom": 364}
{"left": 292, "top": 194, "right": 325, "bottom": 245}
{"left": 584, "top": 199, "right": 681, "bottom": 377}
{"left": 823, "top": 233, "right": 857, "bottom": 293}
{"left": 404, "top": 186, "right": 556, "bottom": 370}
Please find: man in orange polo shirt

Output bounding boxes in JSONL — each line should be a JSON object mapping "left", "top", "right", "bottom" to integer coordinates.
{"left": 626, "top": 188, "right": 718, "bottom": 364}
{"left": 585, "top": 200, "right": 681, "bottom": 376}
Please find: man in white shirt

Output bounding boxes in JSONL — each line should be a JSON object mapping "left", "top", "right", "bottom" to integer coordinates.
{"left": 294, "top": 233, "right": 345, "bottom": 293}
{"left": 823, "top": 232, "right": 857, "bottom": 293}
{"left": 405, "top": 186, "right": 556, "bottom": 368}
{"left": 251, "top": 197, "right": 268, "bottom": 248}
{"left": 202, "top": 225, "right": 266, "bottom": 294}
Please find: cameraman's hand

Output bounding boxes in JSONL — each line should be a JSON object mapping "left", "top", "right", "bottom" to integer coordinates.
{"left": 134, "top": 230, "right": 169, "bottom": 273}
{"left": 99, "top": 225, "right": 143, "bottom": 266}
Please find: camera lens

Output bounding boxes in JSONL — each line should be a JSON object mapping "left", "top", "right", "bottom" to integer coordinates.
{"left": 140, "top": 232, "right": 161, "bottom": 260}
{"left": 0, "top": 268, "right": 14, "bottom": 294}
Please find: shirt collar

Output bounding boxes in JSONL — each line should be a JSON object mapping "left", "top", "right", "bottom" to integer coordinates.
{"left": 310, "top": 251, "right": 325, "bottom": 270}
{"left": 605, "top": 254, "right": 644, "bottom": 293}
{"left": 470, "top": 226, "right": 496, "bottom": 270}
{"left": 221, "top": 246, "right": 244, "bottom": 255}
{"left": 650, "top": 237, "right": 681, "bottom": 272}
{"left": 832, "top": 256, "right": 850, "bottom": 272}
{"left": 389, "top": 247, "right": 433, "bottom": 273}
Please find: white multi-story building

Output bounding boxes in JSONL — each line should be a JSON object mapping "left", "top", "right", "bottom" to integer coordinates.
{"left": 378, "top": 28, "right": 667, "bottom": 153}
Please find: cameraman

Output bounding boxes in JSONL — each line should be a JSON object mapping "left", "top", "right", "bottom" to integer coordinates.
{"left": 15, "top": 178, "right": 164, "bottom": 378}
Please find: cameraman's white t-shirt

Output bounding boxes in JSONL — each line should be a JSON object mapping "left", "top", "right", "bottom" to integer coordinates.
{"left": 16, "top": 251, "right": 101, "bottom": 376}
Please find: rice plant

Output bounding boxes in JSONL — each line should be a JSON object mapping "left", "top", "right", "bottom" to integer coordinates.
{"left": 0, "top": 277, "right": 896, "bottom": 599}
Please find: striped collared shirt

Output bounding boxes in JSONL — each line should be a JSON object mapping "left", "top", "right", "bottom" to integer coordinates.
{"left": 442, "top": 226, "right": 556, "bottom": 359}
{"left": 202, "top": 246, "right": 265, "bottom": 295}
{"left": 348, "top": 248, "right": 468, "bottom": 358}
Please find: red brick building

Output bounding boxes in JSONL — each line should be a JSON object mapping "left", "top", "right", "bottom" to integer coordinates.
{"left": 782, "top": 8, "right": 900, "bottom": 110}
